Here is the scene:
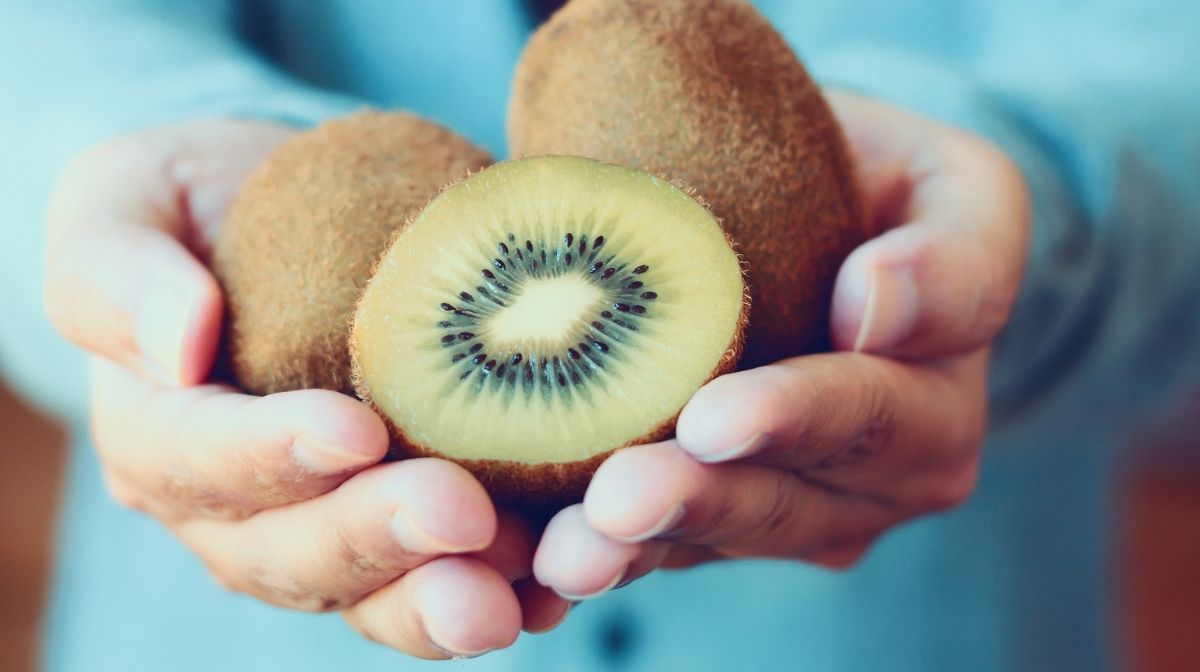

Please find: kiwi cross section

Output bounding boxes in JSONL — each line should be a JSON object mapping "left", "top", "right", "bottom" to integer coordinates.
{"left": 352, "top": 156, "right": 745, "bottom": 469}
{"left": 435, "top": 230, "right": 657, "bottom": 405}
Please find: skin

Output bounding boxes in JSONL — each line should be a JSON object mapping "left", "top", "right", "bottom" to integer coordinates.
{"left": 532, "top": 91, "right": 1031, "bottom": 601}
{"left": 44, "top": 119, "right": 567, "bottom": 659}
{"left": 43, "top": 89, "right": 1028, "bottom": 655}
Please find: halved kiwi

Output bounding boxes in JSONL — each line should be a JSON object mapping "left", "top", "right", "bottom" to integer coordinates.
{"left": 352, "top": 156, "right": 746, "bottom": 505}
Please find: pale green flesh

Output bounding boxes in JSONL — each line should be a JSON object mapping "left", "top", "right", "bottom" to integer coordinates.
{"left": 354, "top": 156, "right": 744, "bottom": 464}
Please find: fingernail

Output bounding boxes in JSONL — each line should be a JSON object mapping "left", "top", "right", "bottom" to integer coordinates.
{"left": 134, "top": 287, "right": 195, "bottom": 384}
{"left": 612, "top": 503, "right": 685, "bottom": 543}
{"left": 689, "top": 432, "right": 769, "bottom": 464}
{"left": 291, "top": 433, "right": 376, "bottom": 474}
{"left": 418, "top": 585, "right": 501, "bottom": 658}
{"left": 391, "top": 509, "right": 477, "bottom": 555}
{"left": 426, "top": 629, "right": 496, "bottom": 660}
{"left": 853, "top": 265, "right": 919, "bottom": 353}
{"left": 553, "top": 567, "right": 626, "bottom": 602}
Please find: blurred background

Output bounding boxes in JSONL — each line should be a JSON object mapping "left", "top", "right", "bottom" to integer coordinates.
{"left": 1, "top": 379, "right": 1196, "bottom": 671}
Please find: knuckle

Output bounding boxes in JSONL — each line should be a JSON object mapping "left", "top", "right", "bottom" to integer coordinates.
{"left": 973, "top": 287, "right": 1016, "bottom": 344}
{"left": 203, "top": 551, "right": 345, "bottom": 612}
{"left": 41, "top": 276, "right": 75, "bottom": 338}
{"left": 242, "top": 449, "right": 312, "bottom": 509}
{"left": 207, "top": 564, "right": 243, "bottom": 594}
{"left": 184, "top": 540, "right": 245, "bottom": 594}
{"left": 331, "top": 521, "right": 395, "bottom": 585}
{"left": 771, "top": 361, "right": 832, "bottom": 429}
{"left": 989, "top": 148, "right": 1030, "bottom": 217}
{"left": 158, "top": 446, "right": 267, "bottom": 521}
{"left": 950, "top": 128, "right": 1015, "bottom": 182}
{"left": 159, "top": 460, "right": 241, "bottom": 520}
{"left": 811, "top": 418, "right": 892, "bottom": 471}
{"left": 816, "top": 378, "right": 897, "bottom": 471}
{"left": 759, "top": 476, "right": 804, "bottom": 539}
{"left": 921, "top": 463, "right": 980, "bottom": 512}
{"left": 101, "top": 472, "right": 148, "bottom": 512}
{"left": 50, "top": 138, "right": 135, "bottom": 212}
{"left": 963, "top": 137, "right": 1030, "bottom": 297}
{"left": 345, "top": 613, "right": 386, "bottom": 646}
{"left": 56, "top": 142, "right": 116, "bottom": 189}
{"left": 325, "top": 485, "right": 411, "bottom": 584}
{"left": 810, "top": 545, "right": 870, "bottom": 572}
{"left": 972, "top": 256, "right": 1023, "bottom": 345}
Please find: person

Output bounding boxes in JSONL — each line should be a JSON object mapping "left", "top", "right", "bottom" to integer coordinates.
{"left": 3, "top": 0, "right": 1197, "bottom": 670}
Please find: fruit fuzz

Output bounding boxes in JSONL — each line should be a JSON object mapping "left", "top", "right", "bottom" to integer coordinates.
{"left": 509, "top": 0, "right": 867, "bottom": 367}
{"left": 214, "top": 112, "right": 492, "bottom": 395}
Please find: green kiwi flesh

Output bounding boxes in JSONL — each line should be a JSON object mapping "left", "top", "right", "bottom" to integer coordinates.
{"left": 352, "top": 156, "right": 746, "bottom": 505}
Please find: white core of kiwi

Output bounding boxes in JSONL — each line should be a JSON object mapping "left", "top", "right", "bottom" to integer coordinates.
{"left": 486, "top": 275, "right": 605, "bottom": 347}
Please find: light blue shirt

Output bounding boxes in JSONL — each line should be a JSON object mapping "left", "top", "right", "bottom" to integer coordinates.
{"left": 1, "top": 2, "right": 1198, "bottom": 670}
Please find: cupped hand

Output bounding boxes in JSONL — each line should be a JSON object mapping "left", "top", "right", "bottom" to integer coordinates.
{"left": 533, "top": 91, "right": 1031, "bottom": 600}
{"left": 44, "top": 120, "right": 567, "bottom": 657}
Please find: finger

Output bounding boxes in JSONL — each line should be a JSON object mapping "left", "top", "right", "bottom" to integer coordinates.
{"left": 471, "top": 509, "right": 537, "bottom": 582}
{"left": 533, "top": 505, "right": 641, "bottom": 600}
{"left": 672, "top": 352, "right": 986, "bottom": 490}
{"left": 90, "top": 358, "right": 387, "bottom": 519}
{"left": 45, "top": 221, "right": 222, "bottom": 385}
{"left": 344, "top": 557, "right": 521, "bottom": 659}
{"left": 534, "top": 505, "right": 673, "bottom": 601}
{"left": 804, "top": 543, "right": 873, "bottom": 571}
{"left": 621, "top": 538, "right": 673, "bottom": 585}
{"left": 46, "top": 140, "right": 220, "bottom": 384}
{"left": 660, "top": 544, "right": 724, "bottom": 569}
{"left": 824, "top": 90, "right": 922, "bottom": 235}
{"left": 44, "top": 122, "right": 293, "bottom": 384}
{"left": 514, "top": 579, "right": 572, "bottom": 634}
{"left": 827, "top": 97, "right": 1030, "bottom": 359}
{"left": 180, "top": 459, "right": 496, "bottom": 612}
{"left": 584, "top": 442, "right": 886, "bottom": 560}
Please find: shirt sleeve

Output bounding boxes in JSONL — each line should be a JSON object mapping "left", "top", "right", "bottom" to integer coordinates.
{"left": 0, "top": 1, "right": 363, "bottom": 420}
{"left": 809, "top": 7, "right": 1200, "bottom": 438}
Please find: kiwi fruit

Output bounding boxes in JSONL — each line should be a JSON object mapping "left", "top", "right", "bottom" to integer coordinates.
{"left": 351, "top": 155, "right": 747, "bottom": 506}
{"left": 213, "top": 112, "right": 492, "bottom": 395}
{"left": 509, "top": 0, "right": 866, "bottom": 367}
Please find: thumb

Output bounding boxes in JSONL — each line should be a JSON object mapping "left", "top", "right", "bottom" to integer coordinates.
{"left": 44, "top": 136, "right": 223, "bottom": 385}
{"left": 831, "top": 132, "right": 1030, "bottom": 359}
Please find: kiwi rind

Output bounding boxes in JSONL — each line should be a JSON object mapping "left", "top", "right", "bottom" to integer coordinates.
{"left": 350, "top": 156, "right": 748, "bottom": 507}
{"left": 508, "top": 0, "right": 866, "bottom": 367}
{"left": 213, "top": 111, "right": 493, "bottom": 395}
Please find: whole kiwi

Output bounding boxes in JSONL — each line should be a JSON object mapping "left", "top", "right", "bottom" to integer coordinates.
{"left": 509, "top": 0, "right": 866, "bottom": 366}
{"left": 213, "top": 112, "right": 493, "bottom": 395}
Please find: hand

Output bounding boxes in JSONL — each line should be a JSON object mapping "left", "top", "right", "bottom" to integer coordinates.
{"left": 44, "top": 119, "right": 568, "bottom": 657}
{"left": 532, "top": 91, "right": 1030, "bottom": 599}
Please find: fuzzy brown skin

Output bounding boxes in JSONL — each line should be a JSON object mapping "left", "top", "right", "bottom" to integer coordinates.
{"left": 508, "top": 0, "right": 866, "bottom": 367}
{"left": 213, "top": 112, "right": 493, "bottom": 395}
{"left": 351, "top": 165, "right": 750, "bottom": 509}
